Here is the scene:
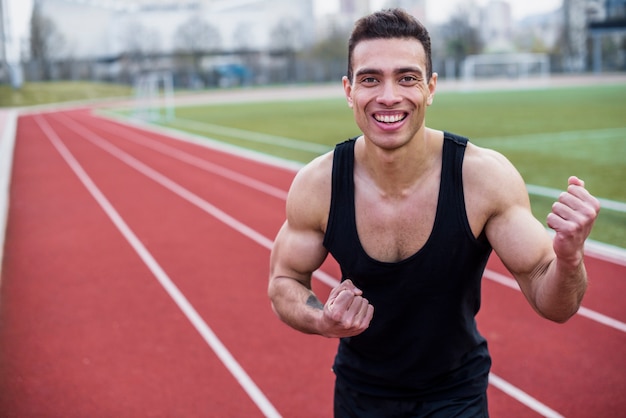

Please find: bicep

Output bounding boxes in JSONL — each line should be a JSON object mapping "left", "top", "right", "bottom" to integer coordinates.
{"left": 268, "top": 153, "right": 332, "bottom": 322}
{"left": 485, "top": 192, "right": 555, "bottom": 305}
{"left": 269, "top": 220, "right": 328, "bottom": 288}
{"left": 269, "top": 154, "right": 332, "bottom": 287}
{"left": 473, "top": 149, "right": 554, "bottom": 300}
{"left": 487, "top": 204, "right": 554, "bottom": 275}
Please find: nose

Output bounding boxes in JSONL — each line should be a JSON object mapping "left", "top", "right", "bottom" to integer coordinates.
{"left": 376, "top": 81, "right": 402, "bottom": 106}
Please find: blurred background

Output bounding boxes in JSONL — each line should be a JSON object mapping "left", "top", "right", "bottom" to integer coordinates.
{"left": 1, "top": 0, "right": 625, "bottom": 91}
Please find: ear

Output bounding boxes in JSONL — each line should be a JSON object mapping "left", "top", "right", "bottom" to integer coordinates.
{"left": 426, "top": 72, "right": 438, "bottom": 106}
{"left": 342, "top": 76, "right": 354, "bottom": 108}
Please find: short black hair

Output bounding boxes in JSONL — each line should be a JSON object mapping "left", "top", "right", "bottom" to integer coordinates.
{"left": 347, "top": 8, "right": 433, "bottom": 83}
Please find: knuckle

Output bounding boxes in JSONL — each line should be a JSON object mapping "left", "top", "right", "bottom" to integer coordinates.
{"left": 327, "top": 309, "right": 343, "bottom": 323}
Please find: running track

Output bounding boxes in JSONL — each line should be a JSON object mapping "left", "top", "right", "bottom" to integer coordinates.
{"left": 0, "top": 108, "right": 624, "bottom": 417}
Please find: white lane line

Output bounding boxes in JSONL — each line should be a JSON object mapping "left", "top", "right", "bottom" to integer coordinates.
{"left": 526, "top": 184, "right": 626, "bottom": 213}
{"left": 36, "top": 115, "right": 282, "bottom": 418}
{"left": 57, "top": 114, "right": 275, "bottom": 251}
{"left": 169, "top": 117, "right": 331, "bottom": 154}
{"left": 583, "top": 241, "right": 626, "bottom": 267}
{"left": 0, "top": 109, "right": 18, "bottom": 279}
{"left": 488, "top": 374, "right": 564, "bottom": 418}
{"left": 58, "top": 114, "right": 568, "bottom": 418}
{"left": 92, "top": 119, "right": 288, "bottom": 200}
{"left": 477, "top": 126, "right": 626, "bottom": 146}
{"left": 483, "top": 269, "right": 626, "bottom": 333}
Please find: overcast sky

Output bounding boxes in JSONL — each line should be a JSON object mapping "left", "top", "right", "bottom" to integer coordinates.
{"left": 4, "top": 0, "right": 562, "bottom": 60}
{"left": 317, "top": 0, "right": 563, "bottom": 21}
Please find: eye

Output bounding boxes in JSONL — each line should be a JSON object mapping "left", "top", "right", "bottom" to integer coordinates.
{"left": 400, "top": 76, "right": 419, "bottom": 85}
{"left": 360, "top": 77, "right": 379, "bottom": 85}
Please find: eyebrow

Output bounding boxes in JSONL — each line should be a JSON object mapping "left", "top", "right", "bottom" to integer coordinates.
{"left": 355, "top": 66, "right": 424, "bottom": 78}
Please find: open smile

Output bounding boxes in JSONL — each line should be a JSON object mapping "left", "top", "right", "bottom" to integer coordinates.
{"left": 373, "top": 112, "right": 408, "bottom": 124}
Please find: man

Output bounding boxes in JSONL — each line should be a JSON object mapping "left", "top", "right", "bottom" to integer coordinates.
{"left": 268, "top": 8, "right": 600, "bottom": 417}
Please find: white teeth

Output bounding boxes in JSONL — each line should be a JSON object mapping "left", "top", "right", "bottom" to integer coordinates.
{"left": 376, "top": 114, "right": 404, "bottom": 123}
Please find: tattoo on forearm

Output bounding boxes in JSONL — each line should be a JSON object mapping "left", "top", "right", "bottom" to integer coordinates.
{"left": 306, "top": 294, "right": 324, "bottom": 310}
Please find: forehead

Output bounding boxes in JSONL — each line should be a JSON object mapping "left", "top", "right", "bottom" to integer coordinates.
{"left": 351, "top": 37, "right": 427, "bottom": 72}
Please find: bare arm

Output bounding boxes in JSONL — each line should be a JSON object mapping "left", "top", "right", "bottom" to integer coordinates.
{"left": 539, "top": 176, "right": 600, "bottom": 320}
{"left": 479, "top": 152, "right": 600, "bottom": 323}
{"left": 268, "top": 155, "right": 374, "bottom": 337}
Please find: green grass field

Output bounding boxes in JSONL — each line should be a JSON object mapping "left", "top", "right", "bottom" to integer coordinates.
{"left": 143, "top": 82, "right": 626, "bottom": 249}
{"left": 0, "top": 82, "right": 132, "bottom": 108}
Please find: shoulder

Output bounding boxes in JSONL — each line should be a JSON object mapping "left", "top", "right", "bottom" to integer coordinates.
{"left": 462, "top": 142, "right": 530, "bottom": 215}
{"left": 464, "top": 142, "right": 526, "bottom": 192}
{"left": 286, "top": 150, "right": 334, "bottom": 231}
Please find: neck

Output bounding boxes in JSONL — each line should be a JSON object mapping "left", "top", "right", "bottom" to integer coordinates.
{"left": 356, "top": 129, "right": 438, "bottom": 198}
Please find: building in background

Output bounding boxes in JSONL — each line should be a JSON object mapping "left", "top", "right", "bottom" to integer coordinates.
{"left": 480, "top": 1, "right": 513, "bottom": 52}
{"left": 563, "top": 0, "right": 591, "bottom": 71}
{"left": 560, "top": 0, "right": 626, "bottom": 72}
{"left": 587, "top": 0, "right": 626, "bottom": 72}
{"left": 38, "top": 0, "right": 315, "bottom": 58}
{"left": 315, "top": 0, "right": 370, "bottom": 40}
{"left": 340, "top": 0, "right": 371, "bottom": 18}
{"left": 0, "top": 0, "right": 25, "bottom": 87}
{"left": 384, "top": 0, "right": 426, "bottom": 21}
{"left": 4, "top": 0, "right": 625, "bottom": 87}
{"left": 29, "top": 0, "right": 318, "bottom": 85}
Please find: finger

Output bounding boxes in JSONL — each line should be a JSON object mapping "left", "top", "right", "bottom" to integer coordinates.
{"left": 328, "top": 288, "right": 357, "bottom": 314}
{"left": 328, "top": 280, "right": 356, "bottom": 301}
{"left": 555, "top": 192, "right": 584, "bottom": 214}
{"left": 350, "top": 297, "right": 374, "bottom": 328}
{"left": 568, "top": 176, "right": 584, "bottom": 188}
{"left": 341, "top": 279, "right": 363, "bottom": 295}
{"left": 547, "top": 197, "right": 598, "bottom": 239}
{"left": 339, "top": 279, "right": 355, "bottom": 290}
{"left": 564, "top": 178, "right": 600, "bottom": 211}
{"left": 328, "top": 285, "right": 346, "bottom": 300}
{"left": 554, "top": 189, "right": 600, "bottom": 222}
{"left": 345, "top": 295, "right": 366, "bottom": 315}
{"left": 546, "top": 211, "right": 570, "bottom": 232}
{"left": 548, "top": 201, "right": 585, "bottom": 231}
{"left": 566, "top": 187, "right": 601, "bottom": 216}
{"left": 330, "top": 292, "right": 368, "bottom": 318}
{"left": 336, "top": 288, "right": 356, "bottom": 305}
{"left": 341, "top": 296, "right": 372, "bottom": 329}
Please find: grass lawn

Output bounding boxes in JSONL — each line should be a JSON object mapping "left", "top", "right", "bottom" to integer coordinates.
{"left": 0, "top": 81, "right": 132, "bottom": 107}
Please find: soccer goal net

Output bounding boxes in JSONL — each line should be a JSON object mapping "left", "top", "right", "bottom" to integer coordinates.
{"left": 461, "top": 53, "right": 550, "bottom": 83}
{"left": 133, "top": 71, "right": 175, "bottom": 122}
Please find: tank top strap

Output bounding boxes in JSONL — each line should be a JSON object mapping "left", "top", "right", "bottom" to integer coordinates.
{"left": 440, "top": 131, "right": 471, "bottom": 234}
{"left": 323, "top": 138, "right": 358, "bottom": 253}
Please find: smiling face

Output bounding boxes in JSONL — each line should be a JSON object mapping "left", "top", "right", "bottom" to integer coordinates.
{"left": 343, "top": 37, "right": 437, "bottom": 151}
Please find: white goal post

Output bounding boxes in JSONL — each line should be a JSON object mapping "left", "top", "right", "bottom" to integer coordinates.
{"left": 462, "top": 53, "right": 550, "bottom": 83}
{"left": 133, "top": 71, "right": 175, "bottom": 122}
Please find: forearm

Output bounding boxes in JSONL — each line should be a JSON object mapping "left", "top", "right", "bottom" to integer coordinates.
{"left": 532, "top": 258, "right": 588, "bottom": 323}
{"left": 268, "top": 276, "right": 326, "bottom": 335}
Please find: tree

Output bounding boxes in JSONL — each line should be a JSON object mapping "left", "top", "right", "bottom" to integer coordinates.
{"left": 174, "top": 16, "right": 221, "bottom": 84}
{"left": 119, "top": 20, "right": 162, "bottom": 59}
{"left": 305, "top": 24, "right": 349, "bottom": 81}
{"left": 270, "top": 19, "right": 302, "bottom": 82}
{"left": 29, "top": 0, "right": 65, "bottom": 80}
{"left": 115, "top": 20, "right": 162, "bottom": 83}
{"left": 437, "top": 6, "right": 483, "bottom": 78}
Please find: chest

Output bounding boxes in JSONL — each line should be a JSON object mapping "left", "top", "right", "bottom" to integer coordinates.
{"left": 352, "top": 177, "right": 490, "bottom": 264}
{"left": 354, "top": 179, "right": 440, "bottom": 263}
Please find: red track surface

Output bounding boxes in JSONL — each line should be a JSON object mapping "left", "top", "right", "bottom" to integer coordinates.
{"left": 1, "top": 109, "right": 624, "bottom": 417}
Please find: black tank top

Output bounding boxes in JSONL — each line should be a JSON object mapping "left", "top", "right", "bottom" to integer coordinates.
{"left": 323, "top": 133, "right": 493, "bottom": 400}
